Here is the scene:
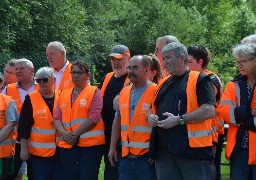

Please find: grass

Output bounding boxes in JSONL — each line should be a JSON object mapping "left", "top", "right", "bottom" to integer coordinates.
{"left": 24, "top": 149, "right": 230, "bottom": 180}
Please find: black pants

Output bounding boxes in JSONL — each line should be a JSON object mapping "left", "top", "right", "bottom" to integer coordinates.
{"left": 214, "top": 134, "right": 224, "bottom": 180}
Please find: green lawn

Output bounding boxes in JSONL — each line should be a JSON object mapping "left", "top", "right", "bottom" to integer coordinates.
{"left": 24, "top": 150, "right": 230, "bottom": 180}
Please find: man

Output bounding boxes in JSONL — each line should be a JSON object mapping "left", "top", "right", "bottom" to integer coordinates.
{"left": 2, "top": 58, "right": 38, "bottom": 180}
{"left": 154, "top": 35, "right": 179, "bottom": 77}
{"left": 109, "top": 55, "right": 157, "bottom": 180}
{"left": 98, "top": 44, "right": 130, "bottom": 180}
{"left": 0, "top": 93, "right": 18, "bottom": 180}
{"left": 3, "top": 59, "right": 17, "bottom": 87}
{"left": 46, "top": 41, "right": 74, "bottom": 90}
{"left": 147, "top": 42, "right": 216, "bottom": 180}
{"left": 187, "top": 45, "right": 224, "bottom": 180}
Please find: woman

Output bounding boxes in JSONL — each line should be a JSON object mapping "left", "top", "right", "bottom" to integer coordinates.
{"left": 19, "top": 67, "right": 62, "bottom": 180}
{"left": 148, "top": 53, "right": 162, "bottom": 84}
{"left": 54, "top": 60, "right": 105, "bottom": 180}
{"left": 218, "top": 43, "right": 256, "bottom": 180}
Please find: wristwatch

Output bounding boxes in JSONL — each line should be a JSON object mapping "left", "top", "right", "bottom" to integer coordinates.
{"left": 179, "top": 115, "right": 185, "bottom": 125}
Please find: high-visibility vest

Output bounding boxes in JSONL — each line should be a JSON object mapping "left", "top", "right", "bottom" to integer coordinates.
{"left": 28, "top": 90, "right": 60, "bottom": 157}
{"left": 57, "top": 85, "right": 105, "bottom": 148}
{"left": 153, "top": 71, "right": 213, "bottom": 148}
{"left": 204, "top": 71, "right": 224, "bottom": 142}
{"left": 6, "top": 83, "right": 40, "bottom": 114}
{"left": 219, "top": 81, "right": 256, "bottom": 164}
{"left": 0, "top": 94, "right": 16, "bottom": 158}
{"left": 57, "top": 63, "right": 74, "bottom": 90}
{"left": 119, "top": 83, "right": 157, "bottom": 157}
{"left": 100, "top": 72, "right": 129, "bottom": 97}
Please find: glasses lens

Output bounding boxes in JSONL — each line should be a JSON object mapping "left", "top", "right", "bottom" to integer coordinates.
{"left": 36, "top": 78, "right": 49, "bottom": 83}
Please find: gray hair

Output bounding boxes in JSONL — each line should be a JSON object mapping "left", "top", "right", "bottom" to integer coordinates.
{"left": 232, "top": 44, "right": 256, "bottom": 59}
{"left": 241, "top": 34, "right": 256, "bottom": 44}
{"left": 47, "top": 41, "right": 66, "bottom": 53}
{"left": 15, "top": 58, "right": 34, "bottom": 68}
{"left": 162, "top": 42, "right": 188, "bottom": 62}
{"left": 6, "top": 59, "right": 17, "bottom": 67}
{"left": 156, "top": 35, "right": 179, "bottom": 46}
{"left": 35, "top": 67, "right": 56, "bottom": 79}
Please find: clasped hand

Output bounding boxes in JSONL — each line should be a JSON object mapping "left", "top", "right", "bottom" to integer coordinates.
{"left": 148, "top": 112, "right": 179, "bottom": 129}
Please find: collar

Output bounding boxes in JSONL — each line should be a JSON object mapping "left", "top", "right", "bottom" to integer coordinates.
{"left": 55, "top": 60, "right": 69, "bottom": 73}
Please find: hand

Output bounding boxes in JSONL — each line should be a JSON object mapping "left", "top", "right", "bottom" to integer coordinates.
{"left": 108, "top": 147, "right": 118, "bottom": 166}
{"left": 157, "top": 112, "right": 179, "bottom": 129}
{"left": 62, "top": 131, "right": 78, "bottom": 146}
{"left": 20, "top": 147, "right": 30, "bottom": 161}
{"left": 147, "top": 114, "right": 159, "bottom": 127}
{"left": 148, "top": 157, "right": 155, "bottom": 165}
{"left": 252, "top": 108, "right": 256, "bottom": 116}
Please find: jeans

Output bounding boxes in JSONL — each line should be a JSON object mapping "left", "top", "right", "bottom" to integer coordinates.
{"left": 119, "top": 153, "right": 157, "bottom": 180}
{"left": 59, "top": 145, "right": 104, "bottom": 180}
{"left": 31, "top": 158, "right": 63, "bottom": 180}
{"left": 230, "top": 147, "right": 256, "bottom": 180}
{"left": 155, "top": 149, "right": 216, "bottom": 180}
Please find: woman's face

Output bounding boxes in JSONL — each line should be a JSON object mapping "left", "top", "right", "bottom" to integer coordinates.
{"left": 235, "top": 56, "right": 256, "bottom": 76}
{"left": 71, "top": 65, "right": 89, "bottom": 88}
{"left": 36, "top": 76, "right": 55, "bottom": 94}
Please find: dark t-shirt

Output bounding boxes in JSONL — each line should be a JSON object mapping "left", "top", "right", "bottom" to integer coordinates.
{"left": 99, "top": 73, "right": 128, "bottom": 140}
{"left": 154, "top": 70, "right": 216, "bottom": 159}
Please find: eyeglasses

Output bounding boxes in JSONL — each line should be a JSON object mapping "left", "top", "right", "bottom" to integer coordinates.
{"left": 236, "top": 57, "right": 255, "bottom": 66}
{"left": 4, "top": 69, "right": 16, "bottom": 75}
{"left": 35, "top": 78, "right": 49, "bottom": 83}
{"left": 70, "top": 71, "right": 86, "bottom": 76}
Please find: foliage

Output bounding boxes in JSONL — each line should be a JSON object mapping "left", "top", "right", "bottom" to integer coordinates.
{"left": 0, "top": 0, "right": 256, "bottom": 85}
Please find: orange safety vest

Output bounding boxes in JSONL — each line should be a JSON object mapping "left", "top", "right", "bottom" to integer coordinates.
{"left": 119, "top": 83, "right": 157, "bottom": 157}
{"left": 28, "top": 90, "right": 60, "bottom": 157}
{"left": 0, "top": 94, "right": 16, "bottom": 158}
{"left": 6, "top": 83, "right": 40, "bottom": 114}
{"left": 100, "top": 72, "right": 130, "bottom": 97}
{"left": 219, "top": 81, "right": 256, "bottom": 164}
{"left": 204, "top": 71, "right": 224, "bottom": 142}
{"left": 57, "top": 85, "right": 105, "bottom": 148}
{"left": 57, "top": 63, "right": 75, "bottom": 90}
{"left": 153, "top": 71, "right": 213, "bottom": 148}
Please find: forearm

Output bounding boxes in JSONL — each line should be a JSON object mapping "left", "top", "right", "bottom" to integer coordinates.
{"left": 110, "top": 116, "right": 121, "bottom": 149}
{"left": 183, "top": 104, "right": 215, "bottom": 123}
{"left": 0, "top": 122, "right": 16, "bottom": 142}
{"left": 54, "top": 120, "right": 68, "bottom": 136}
{"left": 20, "top": 138, "right": 29, "bottom": 150}
{"left": 73, "top": 118, "right": 96, "bottom": 136}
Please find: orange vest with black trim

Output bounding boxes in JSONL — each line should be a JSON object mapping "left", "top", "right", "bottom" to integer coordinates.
{"left": 119, "top": 83, "right": 157, "bottom": 157}
{"left": 6, "top": 83, "right": 40, "bottom": 114}
{"left": 153, "top": 71, "right": 213, "bottom": 148}
{"left": 219, "top": 81, "right": 256, "bottom": 164}
{"left": 204, "top": 71, "right": 224, "bottom": 142}
{"left": 57, "top": 85, "right": 105, "bottom": 148}
{"left": 100, "top": 72, "right": 130, "bottom": 97}
{"left": 57, "top": 63, "right": 74, "bottom": 90}
{"left": 0, "top": 94, "right": 16, "bottom": 158}
{"left": 28, "top": 90, "right": 60, "bottom": 157}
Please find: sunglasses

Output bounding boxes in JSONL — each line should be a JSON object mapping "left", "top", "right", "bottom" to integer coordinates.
{"left": 35, "top": 78, "right": 49, "bottom": 83}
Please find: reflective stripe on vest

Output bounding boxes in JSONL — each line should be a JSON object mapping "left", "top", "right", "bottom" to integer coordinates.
{"left": 121, "top": 125, "right": 152, "bottom": 133}
{"left": 0, "top": 139, "right": 16, "bottom": 146}
{"left": 219, "top": 100, "right": 237, "bottom": 124}
{"left": 188, "top": 130, "right": 212, "bottom": 138}
{"left": 121, "top": 141, "right": 149, "bottom": 149}
{"left": 254, "top": 117, "right": 256, "bottom": 126}
{"left": 31, "top": 127, "right": 55, "bottom": 135}
{"left": 80, "top": 130, "right": 104, "bottom": 138}
{"left": 29, "top": 142, "right": 56, "bottom": 149}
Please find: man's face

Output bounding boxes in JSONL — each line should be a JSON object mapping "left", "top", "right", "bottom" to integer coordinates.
{"left": 127, "top": 56, "right": 148, "bottom": 84}
{"left": 46, "top": 46, "right": 65, "bottom": 71}
{"left": 3, "top": 65, "right": 17, "bottom": 84}
{"left": 110, "top": 55, "right": 129, "bottom": 76}
{"left": 154, "top": 39, "right": 165, "bottom": 68}
{"left": 162, "top": 51, "right": 182, "bottom": 76}
{"left": 15, "top": 62, "right": 34, "bottom": 82}
{"left": 188, "top": 55, "right": 202, "bottom": 71}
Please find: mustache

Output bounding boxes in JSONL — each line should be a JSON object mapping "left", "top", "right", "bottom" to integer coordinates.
{"left": 128, "top": 73, "right": 137, "bottom": 79}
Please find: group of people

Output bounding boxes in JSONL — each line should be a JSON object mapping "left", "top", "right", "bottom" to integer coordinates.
{"left": 0, "top": 33, "right": 256, "bottom": 180}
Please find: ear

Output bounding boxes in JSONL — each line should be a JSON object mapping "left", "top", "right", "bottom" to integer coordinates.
{"left": 151, "top": 69, "right": 157, "bottom": 78}
{"left": 198, "top": 59, "right": 203, "bottom": 65}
